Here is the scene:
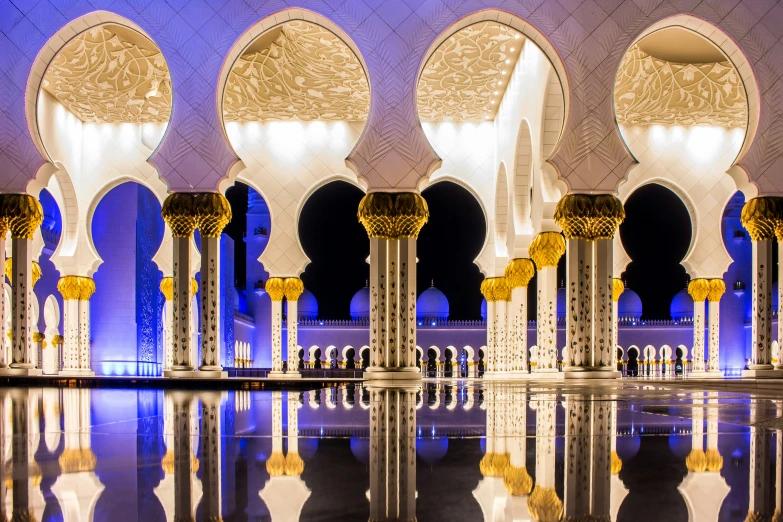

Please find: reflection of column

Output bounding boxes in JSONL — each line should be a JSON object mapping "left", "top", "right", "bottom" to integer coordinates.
{"left": 367, "top": 385, "right": 417, "bottom": 521}
{"left": 564, "top": 398, "right": 591, "bottom": 519}
{"left": 358, "top": 193, "right": 427, "bottom": 381}
{"left": 505, "top": 391, "right": 532, "bottom": 496}
{"left": 591, "top": 398, "right": 612, "bottom": 519}
{"left": 161, "top": 194, "right": 197, "bottom": 376}
{"left": 529, "top": 233, "right": 565, "bottom": 374}
{"left": 8, "top": 389, "right": 45, "bottom": 521}
{"left": 2, "top": 195, "right": 43, "bottom": 374}
{"left": 199, "top": 392, "right": 223, "bottom": 520}
{"left": 505, "top": 260, "right": 534, "bottom": 374}
{"left": 706, "top": 279, "right": 725, "bottom": 376}
{"left": 529, "top": 394, "right": 561, "bottom": 521}
{"left": 284, "top": 278, "right": 304, "bottom": 378}
{"left": 482, "top": 278, "right": 510, "bottom": 378}
{"left": 266, "top": 278, "right": 285, "bottom": 377}
{"left": 195, "top": 193, "right": 231, "bottom": 374}
{"left": 610, "top": 402, "right": 628, "bottom": 522}
{"left": 748, "top": 401, "right": 771, "bottom": 520}
{"left": 612, "top": 279, "right": 624, "bottom": 361}
{"left": 689, "top": 279, "right": 709, "bottom": 376}
{"left": 741, "top": 197, "right": 778, "bottom": 377}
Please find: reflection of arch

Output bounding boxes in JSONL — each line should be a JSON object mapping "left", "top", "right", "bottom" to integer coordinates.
{"left": 494, "top": 163, "right": 510, "bottom": 259}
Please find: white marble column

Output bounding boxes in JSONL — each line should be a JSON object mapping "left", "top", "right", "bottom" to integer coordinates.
{"left": 266, "top": 278, "right": 285, "bottom": 377}
{"left": 284, "top": 278, "right": 304, "bottom": 379}
{"left": 77, "top": 279, "right": 94, "bottom": 374}
{"left": 706, "top": 279, "right": 725, "bottom": 376}
{"left": 160, "top": 277, "right": 174, "bottom": 371}
{"left": 612, "top": 279, "right": 624, "bottom": 364}
{"left": 689, "top": 279, "right": 709, "bottom": 377}
{"left": 529, "top": 232, "right": 565, "bottom": 375}
{"left": 593, "top": 238, "right": 614, "bottom": 368}
{"left": 59, "top": 277, "right": 80, "bottom": 373}
{"left": 482, "top": 278, "right": 510, "bottom": 379}
{"left": 565, "top": 237, "right": 592, "bottom": 371}
{"left": 10, "top": 233, "right": 36, "bottom": 371}
{"left": 505, "top": 259, "right": 534, "bottom": 374}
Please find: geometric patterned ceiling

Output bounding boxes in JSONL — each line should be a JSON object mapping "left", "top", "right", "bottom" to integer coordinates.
{"left": 417, "top": 22, "right": 524, "bottom": 122}
{"left": 615, "top": 44, "right": 747, "bottom": 127}
{"left": 42, "top": 25, "right": 171, "bottom": 124}
{"left": 223, "top": 21, "right": 370, "bottom": 122}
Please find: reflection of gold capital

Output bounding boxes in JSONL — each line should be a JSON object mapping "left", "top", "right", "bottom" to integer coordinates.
{"left": 707, "top": 279, "right": 726, "bottom": 303}
{"left": 266, "top": 451, "right": 286, "bottom": 477}
{"left": 190, "top": 278, "right": 199, "bottom": 297}
{"left": 285, "top": 452, "right": 305, "bottom": 476}
{"left": 611, "top": 450, "right": 623, "bottom": 475}
{"left": 527, "top": 486, "right": 563, "bottom": 522}
{"left": 612, "top": 278, "right": 625, "bottom": 302}
{"left": 686, "top": 448, "right": 707, "bottom": 473}
{"left": 52, "top": 335, "right": 64, "bottom": 346}
{"left": 265, "top": 278, "right": 285, "bottom": 302}
{"left": 284, "top": 278, "right": 305, "bottom": 301}
{"left": 688, "top": 279, "right": 710, "bottom": 302}
{"left": 504, "top": 465, "right": 533, "bottom": 496}
{"left": 194, "top": 193, "right": 232, "bottom": 238}
{"left": 705, "top": 448, "right": 723, "bottom": 472}
{"left": 505, "top": 259, "right": 535, "bottom": 289}
{"left": 529, "top": 232, "right": 565, "bottom": 268}
{"left": 59, "top": 448, "right": 97, "bottom": 473}
{"left": 1, "top": 194, "right": 44, "bottom": 240}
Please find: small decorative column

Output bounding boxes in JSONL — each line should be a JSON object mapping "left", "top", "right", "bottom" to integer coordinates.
{"left": 358, "top": 193, "right": 428, "bottom": 381}
{"left": 1, "top": 194, "right": 43, "bottom": 375}
{"left": 52, "top": 335, "right": 63, "bottom": 372}
{"left": 706, "top": 279, "right": 725, "bottom": 377}
{"left": 481, "top": 277, "right": 510, "bottom": 379}
{"left": 741, "top": 197, "right": 780, "bottom": 377}
{"left": 284, "top": 277, "right": 304, "bottom": 379}
{"left": 505, "top": 259, "right": 535, "bottom": 376}
{"left": 266, "top": 278, "right": 285, "bottom": 378}
{"left": 58, "top": 277, "right": 94, "bottom": 376}
{"left": 194, "top": 193, "right": 231, "bottom": 377}
{"left": 688, "top": 279, "right": 710, "bottom": 377}
{"left": 161, "top": 194, "right": 197, "bottom": 377}
{"left": 529, "top": 232, "right": 565, "bottom": 376}
{"left": 612, "top": 279, "right": 624, "bottom": 358}
{"left": 77, "top": 278, "right": 95, "bottom": 374}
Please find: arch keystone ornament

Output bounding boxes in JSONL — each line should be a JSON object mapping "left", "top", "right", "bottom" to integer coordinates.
{"left": 0, "top": 194, "right": 44, "bottom": 375}
{"left": 529, "top": 232, "right": 565, "bottom": 378}
{"left": 556, "top": 194, "right": 624, "bottom": 380}
{"left": 741, "top": 197, "right": 783, "bottom": 378}
{"left": 358, "top": 192, "right": 428, "bottom": 381}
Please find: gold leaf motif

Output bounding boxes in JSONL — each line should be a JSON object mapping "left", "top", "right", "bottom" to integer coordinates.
{"left": 612, "top": 279, "right": 625, "bottom": 302}
{"left": 284, "top": 277, "right": 304, "bottom": 301}
{"left": 688, "top": 279, "right": 710, "bottom": 303}
{"left": 505, "top": 258, "right": 535, "bottom": 289}
{"left": 529, "top": 232, "right": 565, "bottom": 269}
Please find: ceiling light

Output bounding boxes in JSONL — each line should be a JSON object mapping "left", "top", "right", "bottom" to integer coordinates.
{"left": 510, "top": 47, "right": 515, "bottom": 52}
{"left": 491, "top": 100, "right": 495, "bottom": 104}
{"left": 494, "top": 91, "right": 499, "bottom": 95}
{"left": 505, "top": 59, "right": 510, "bottom": 64}
{"left": 501, "top": 71, "right": 507, "bottom": 75}
{"left": 515, "top": 34, "right": 521, "bottom": 40}
{"left": 497, "top": 81, "right": 503, "bottom": 86}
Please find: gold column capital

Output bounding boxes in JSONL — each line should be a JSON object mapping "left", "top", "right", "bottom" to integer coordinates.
{"left": 0, "top": 193, "right": 43, "bottom": 239}
{"left": 357, "top": 192, "right": 429, "bottom": 239}
{"left": 78, "top": 277, "right": 96, "bottom": 301}
{"left": 612, "top": 278, "right": 625, "bottom": 302}
{"left": 160, "top": 277, "right": 173, "bottom": 301}
{"left": 161, "top": 193, "right": 197, "bottom": 238}
{"left": 741, "top": 196, "right": 781, "bottom": 241}
{"left": 58, "top": 276, "right": 94, "bottom": 301}
{"left": 707, "top": 279, "right": 726, "bottom": 303}
{"left": 266, "top": 451, "right": 286, "bottom": 477}
{"left": 4, "top": 259, "right": 42, "bottom": 286}
{"left": 529, "top": 232, "right": 565, "bottom": 268}
{"left": 527, "top": 486, "right": 563, "bottom": 522}
{"left": 284, "top": 452, "right": 305, "bottom": 476}
{"left": 481, "top": 277, "right": 511, "bottom": 302}
{"left": 52, "top": 335, "right": 64, "bottom": 346}
{"left": 191, "top": 278, "right": 199, "bottom": 297}
{"left": 32, "top": 332, "right": 44, "bottom": 343}
{"left": 705, "top": 447, "right": 723, "bottom": 472}
{"left": 503, "top": 465, "right": 533, "bottom": 496}
{"left": 59, "top": 448, "right": 97, "bottom": 473}
{"left": 687, "top": 278, "right": 710, "bottom": 302}
{"left": 611, "top": 450, "right": 623, "bottom": 475}
{"left": 265, "top": 277, "right": 285, "bottom": 301}
{"left": 193, "top": 192, "right": 232, "bottom": 238}
{"left": 685, "top": 448, "right": 707, "bottom": 472}
{"left": 284, "top": 277, "right": 304, "bottom": 301}
{"left": 554, "top": 193, "right": 624, "bottom": 240}
{"left": 505, "top": 258, "right": 535, "bottom": 289}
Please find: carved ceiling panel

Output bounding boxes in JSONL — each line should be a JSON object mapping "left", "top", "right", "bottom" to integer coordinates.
{"left": 42, "top": 25, "right": 171, "bottom": 124}
{"left": 615, "top": 45, "right": 746, "bottom": 128}
{"left": 417, "top": 22, "right": 523, "bottom": 122}
{"left": 223, "top": 21, "right": 370, "bottom": 122}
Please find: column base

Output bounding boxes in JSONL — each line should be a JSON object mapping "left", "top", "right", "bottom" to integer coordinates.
{"left": 163, "top": 369, "right": 227, "bottom": 379}
{"left": 742, "top": 368, "right": 783, "bottom": 379}
{"left": 58, "top": 370, "right": 95, "bottom": 377}
{"left": 363, "top": 367, "right": 422, "bottom": 382}
{"left": 563, "top": 369, "right": 621, "bottom": 380}
{"left": 0, "top": 368, "right": 42, "bottom": 376}
{"left": 266, "top": 371, "right": 302, "bottom": 380}
{"left": 689, "top": 370, "right": 723, "bottom": 379}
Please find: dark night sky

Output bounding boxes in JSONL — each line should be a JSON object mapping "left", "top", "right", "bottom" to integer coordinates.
{"left": 225, "top": 180, "right": 699, "bottom": 321}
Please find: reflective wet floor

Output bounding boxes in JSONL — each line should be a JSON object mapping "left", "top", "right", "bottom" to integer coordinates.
{"left": 2, "top": 382, "right": 783, "bottom": 521}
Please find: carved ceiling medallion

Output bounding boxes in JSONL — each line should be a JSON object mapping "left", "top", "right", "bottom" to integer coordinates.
{"left": 417, "top": 22, "right": 523, "bottom": 122}
{"left": 615, "top": 45, "right": 746, "bottom": 127}
{"left": 223, "top": 21, "right": 370, "bottom": 122}
{"left": 42, "top": 25, "right": 171, "bottom": 124}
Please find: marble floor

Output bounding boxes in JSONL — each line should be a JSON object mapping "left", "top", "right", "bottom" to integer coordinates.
{"left": 1, "top": 381, "right": 781, "bottom": 521}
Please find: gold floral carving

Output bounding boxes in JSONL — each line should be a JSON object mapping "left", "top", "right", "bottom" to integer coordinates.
{"left": 707, "top": 279, "right": 726, "bottom": 303}
{"left": 160, "top": 449, "right": 199, "bottom": 475}
{"left": 224, "top": 21, "right": 369, "bottom": 122}
{"left": 615, "top": 45, "right": 746, "bottom": 127}
{"left": 265, "top": 278, "right": 285, "bottom": 302}
{"left": 554, "top": 194, "right": 624, "bottom": 240}
{"left": 688, "top": 279, "right": 710, "bottom": 302}
{"left": 43, "top": 25, "right": 170, "bottom": 123}
{"left": 0, "top": 194, "right": 43, "bottom": 240}
{"left": 705, "top": 448, "right": 723, "bottom": 472}
{"left": 504, "top": 465, "right": 533, "bottom": 496}
{"left": 742, "top": 197, "right": 782, "bottom": 242}
{"left": 418, "top": 22, "right": 522, "bottom": 121}
{"left": 529, "top": 232, "right": 565, "bottom": 269}
{"left": 58, "top": 276, "right": 94, "bottom": 300}
{"left": 480, "top": 279, "right": 494, "bottom": 301}
{"left": 266, "top": 451, "right": 286, "bottom": 477}
{"left": 611, "top": 451, "right": 623, "bottom": 475}
{"left": 527, "top": 486, "right": 563, "bottom": 522}
{"left": 160, "top": 277, "right": 173, "bottom": 301}
{"left": 32, "top": 332, "right": 45, "bottom": 343}
{"left": 79, "top": 277, "right": 96, "bottom": 301}
{"left": 685, "top": 448, "right": 707, "bottom": 472}
{"left": 5, "top": 259, "right": 43, "bottom": 286}
{"left": 194, "top": 193, "right": 232, "bottom": 238}
{"left": 190, "top": 278, "right": 199, "bottom": 297}
{"left": 612, "top": 279, "right": 625, "bottom": 302}
{"left": 284, "top": 278, "right": 304, "bottom": 301}
{"left": 505, "top": 259, "right": 535, "bottom": 288}
{"left": 479, "top": 452, "right": 510, "bottom": 477}
{"left": 59, "top": 448, "right": 97, "bottom": 473}
{"left": 52, "top": 335, "right": 64, "bottom": 346}
{"left": 357, "top": 192, "right": 429, "bottom": 239}
{"left": 284, "top": 452, "right": 305, "bottom": 476}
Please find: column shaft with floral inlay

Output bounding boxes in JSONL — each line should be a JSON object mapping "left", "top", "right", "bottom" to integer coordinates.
{"left": 612, "top": 279, "right": 624, "bottom": 363}
{"left": 506, "top": 259, "right": 535, "bottom": 373}
{"left": 266, "top": 278, "right": 285, "bottom": 376}
{"left": 77, "top": 278, "right": 95, "bottom": 372}
{"left": 199, "top": 391, "right": 223, "bottom": 520}
{"left": 161, "top": 194, "right": 198, "bottom": 374}
{"left": 358, "top": 193, "right": 427, "bottom": 380}
{"left": 529, "top": 232, "right": 565, "bottom": 373}
{"left": 481, "top": 277, "right": 510, "bottom": 378}
{"left": 195, "top": 193, "right": 231, "bottom": 372}
{"left": 529, "top": 394, "right": 561, "bottom": 522}
{"left": 284, "top": 278, "right": 304, "bottom": 377}
{"left": 707, "top": 279, "right": 725, "bottom": 375}
{"left": 688, "top": 279, "right": 709, "bottom": 375}
{"left": 1, "top": 195, "right": 43, "bottom": 372}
